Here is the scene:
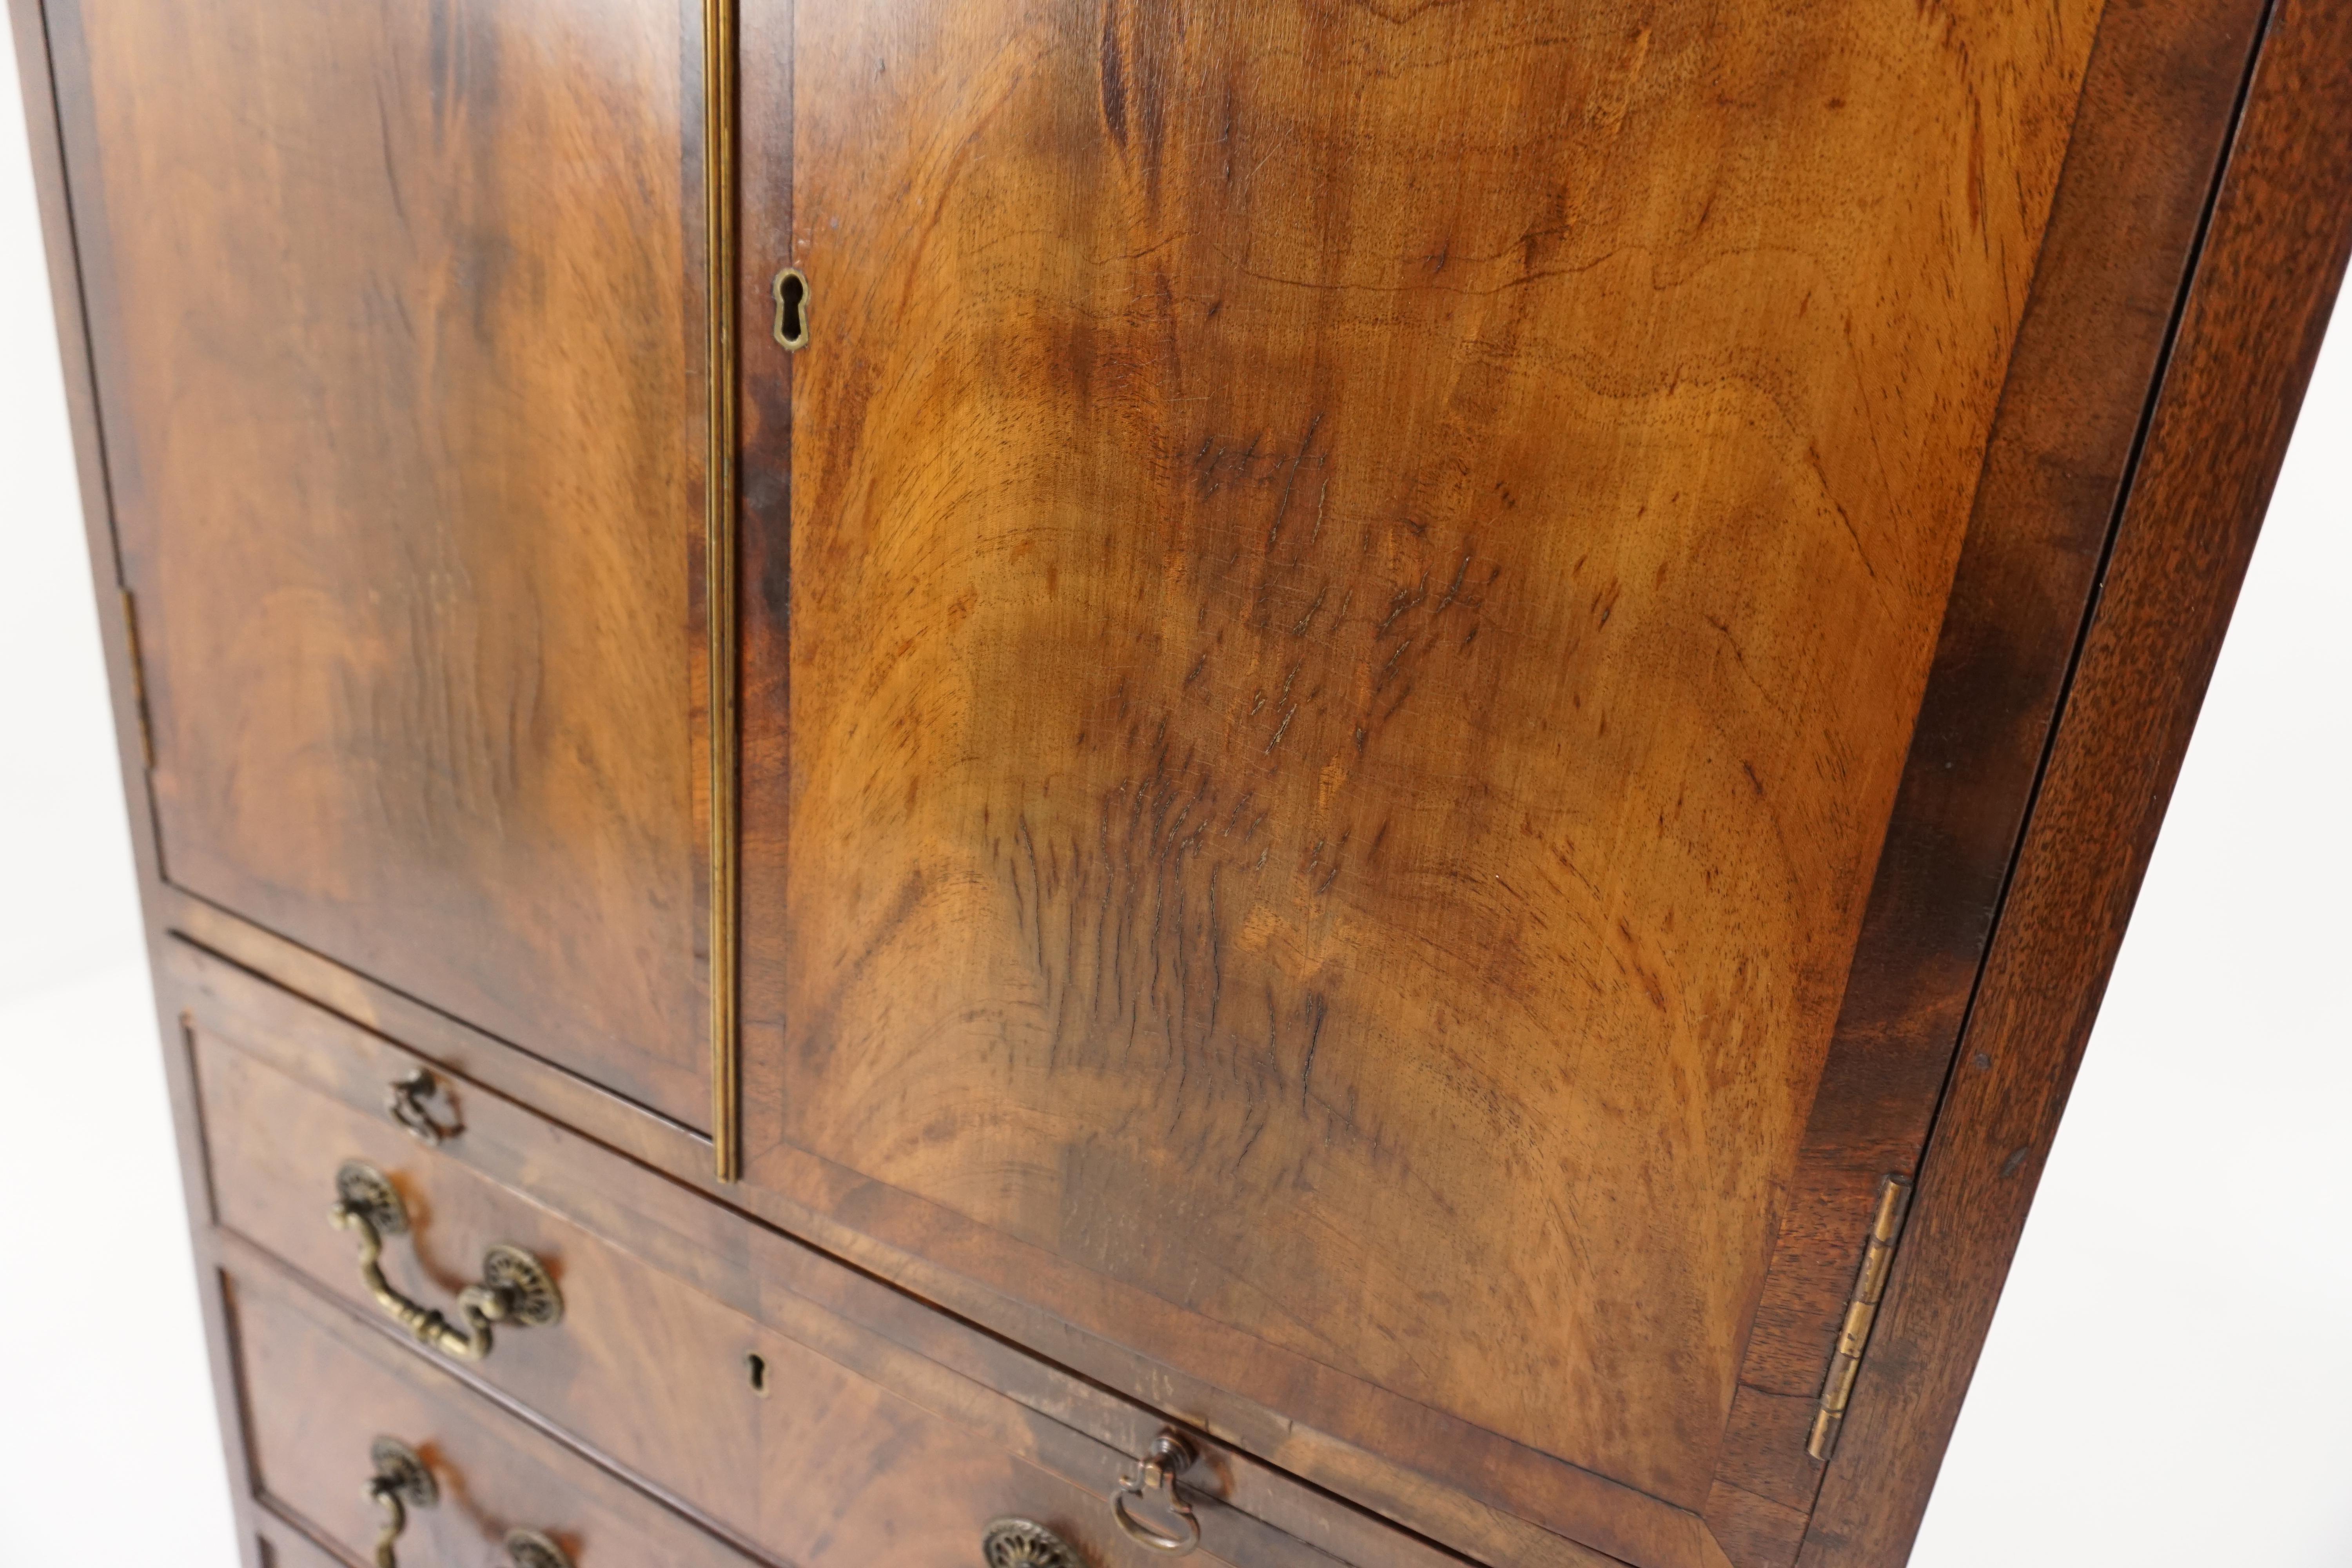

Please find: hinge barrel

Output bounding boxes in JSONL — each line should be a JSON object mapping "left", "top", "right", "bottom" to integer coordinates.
{"left": 1807, "top": 1173, "right": 1914, "bottom": 1463}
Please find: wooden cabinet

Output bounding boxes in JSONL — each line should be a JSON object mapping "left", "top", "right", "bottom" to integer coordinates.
{"left": 13, "top": 0, "right": 2350, "bottom": 1566}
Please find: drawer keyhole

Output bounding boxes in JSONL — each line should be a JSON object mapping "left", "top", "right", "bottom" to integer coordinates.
{"left": 746, "top": 1351, "right": 769, "bottom": 1396}
{"left": 772, "top": 267, "right": 809, "bottom": 350}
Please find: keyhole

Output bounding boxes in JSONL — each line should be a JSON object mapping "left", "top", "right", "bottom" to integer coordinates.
{"left": 745, "top": 1352, "right": 769, "bottom": 1396}
{"left": 771, "top": 268, "right": 809, "bottom": 351}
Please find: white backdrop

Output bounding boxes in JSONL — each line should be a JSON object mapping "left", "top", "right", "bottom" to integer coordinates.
{"left": 1, "top": 17, "right": 2344, "bottom": 1565}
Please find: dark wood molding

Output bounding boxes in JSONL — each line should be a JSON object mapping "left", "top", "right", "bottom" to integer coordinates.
{"left": 1798, "top": 0, "right": 2352, "bottom": 1559}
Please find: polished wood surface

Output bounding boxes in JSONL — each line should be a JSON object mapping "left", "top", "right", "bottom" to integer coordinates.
{"left": 177, "top": 942, "right": 1378, "bottom": 1568}
{"left": 230, "top": 1264, "right": 753, "bottom": 1568}
{"left": 170, "top": 845, "right": 1628, "bottom": 1568}
{"left": 164, "top": 889, "right": 713, "bottom": 1183}
{"left": 16, "top": 0, "right": 2347, "bottom": 1561}
{"left": 746, "top": 0, "right": 2098, "bottom": 1552}
{"left": 46, "top": 0, "right": 710, "bottom": 1123}
{"left": 1802, "top": 0, "right": 2352, "bottom": 1559}
{"left": 1704, "top": 0, "right": 2276, "bottom": 1555}
{"left": 209, "top": 1032, "right": 1183, "bottom": 1568}
{"left": 201, "top": 1025, "right": 791, "bottom": 1552}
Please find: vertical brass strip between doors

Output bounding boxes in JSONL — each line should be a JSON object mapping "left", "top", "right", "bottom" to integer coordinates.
{"left": 703, "top": 0, "right": 742, "bottom": 1182}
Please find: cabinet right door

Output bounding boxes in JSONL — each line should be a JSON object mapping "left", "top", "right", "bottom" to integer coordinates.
{"left": 745, "top": 3, "right": 2112, "bottom": 1564}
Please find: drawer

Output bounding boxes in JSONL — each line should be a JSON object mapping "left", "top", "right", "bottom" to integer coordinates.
{"left": 172, "top": 940, "right": 1452, "bottom": 1568}
{"left": 228, "top": 1260, "right": 748, "bottom": 1568}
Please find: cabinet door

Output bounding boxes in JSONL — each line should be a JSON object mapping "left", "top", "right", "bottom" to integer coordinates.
{"left": 745, "top": 1, "right": 2110, "bottom": 1562}
{"left": 51, "top": 0, "right": 711, "bottom": 1123}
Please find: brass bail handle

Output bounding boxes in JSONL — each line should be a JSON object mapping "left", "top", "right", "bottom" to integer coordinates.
{"left": 365, "top": 1437, "right": 436, "bottom": 1568}
{"left": 328, "top": 1161, "right": 563, "bottom": 1361}
{"left": 362, "top": 1438, "right": 575, "bottom": 1568}
{"left": 1112, "top": 1432, "right": 1201, "bottom": 1556}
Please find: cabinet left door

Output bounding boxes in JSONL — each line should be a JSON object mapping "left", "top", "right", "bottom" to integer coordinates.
{"left": 48, "top": 0, "right": 714, "bottom": 1126}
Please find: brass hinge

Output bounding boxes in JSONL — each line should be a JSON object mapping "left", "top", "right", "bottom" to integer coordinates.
{"left": 120, "top": 588, "right": 157, "bottom": 771}
{"left": 1806, "top": 1173, "right": 1915, "bottom": 1463}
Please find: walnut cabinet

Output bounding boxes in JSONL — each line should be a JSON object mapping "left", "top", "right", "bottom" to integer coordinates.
{"left": 14, "top": 0, "right": 2350, "bottom": 1565}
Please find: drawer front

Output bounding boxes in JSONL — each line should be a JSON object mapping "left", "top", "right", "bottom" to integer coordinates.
{"left": 229, "top": 1263, "right": 748, "bottom": 1568}
{"left": 174, "top": 942, "right": 1415, "bottom": 1568}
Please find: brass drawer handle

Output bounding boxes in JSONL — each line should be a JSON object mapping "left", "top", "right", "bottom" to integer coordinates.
{"left": 1112, "top": 1433, "right": 1201, "bottom": 1556}
{"left": 386, "top": 1069, "right": 461, "bottom": 1146}
{"left": 366, "top": 1437, "right": 436, "bottom": 1568}
{"left": 362, "top": 1437, "right": 575, "bottom": 1568}
{"left": 329, "top": 1161, "right": 563, "bottom": 1361}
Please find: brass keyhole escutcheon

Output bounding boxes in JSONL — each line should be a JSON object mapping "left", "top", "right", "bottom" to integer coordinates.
{"left": 772, "top": 267, "right": 809, "bottom": 350}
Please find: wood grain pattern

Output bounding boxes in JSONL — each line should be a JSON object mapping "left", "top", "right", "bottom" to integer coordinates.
{"left": 174, "top": 941, "right": 1427, "bottom": 1568}
{"left": 168, "top": 893, "right": 1538, "bottom": 1568}
{"left": 745, "top": 0, "right": 2098, "bottom": 1552}
{"left": 24, "top": 0, "right": 2344, "bottom": 1559}
{"left": 210, "top": 1036, "right": 1260, "bottom": 1568}
{"left": 168, "top": 938, "right": 1508, "bottom": 1568}
{"left": 169, "top": 890, "right": 1639, "bottom": 1567}
{"left": 45, "top": 0, "right": 710, "bottom": 1123}
{"left": 167, "top": 887, "right": 715, "bottom": 1173}
{"left": 228, "top": 1264, "right": 756, "bottom": 1568}
{"left": 1799, "top": 0, "right": 2352, "bottom": 1560}
{"left": 1704, "top": 0, "right": 2274, "bottom": 1555}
